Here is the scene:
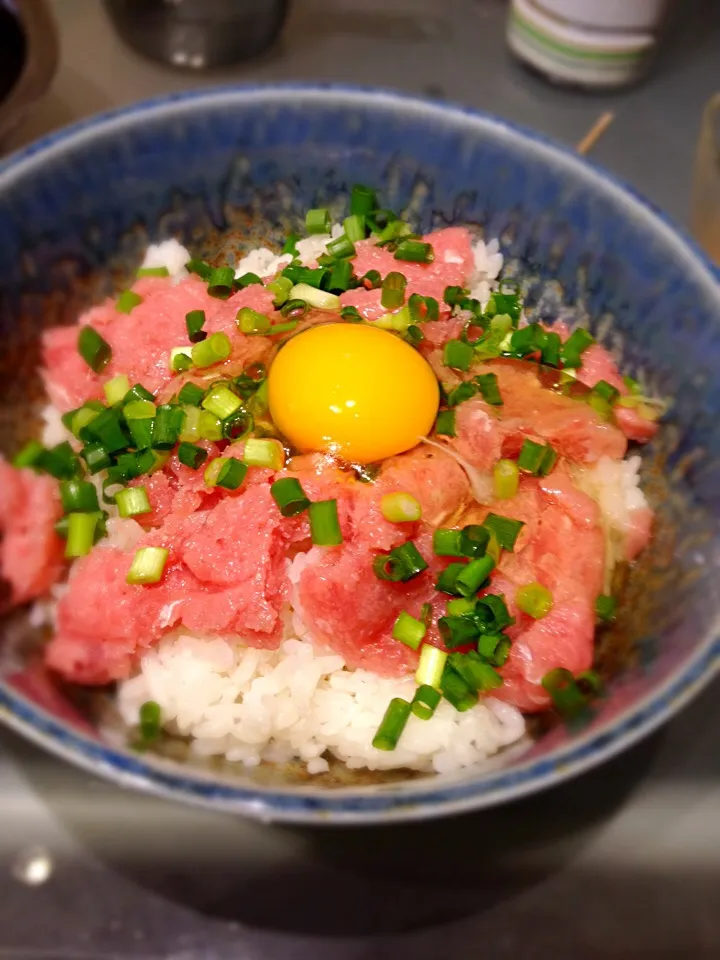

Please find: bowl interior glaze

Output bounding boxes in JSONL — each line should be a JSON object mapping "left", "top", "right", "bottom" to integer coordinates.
{"left": 0, "top": 86, "right": 718, "bottom": 823}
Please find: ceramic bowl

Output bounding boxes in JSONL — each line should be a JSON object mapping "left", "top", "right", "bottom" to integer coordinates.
{"left": 0, "top": 85, "right": 718, "bottom": 823}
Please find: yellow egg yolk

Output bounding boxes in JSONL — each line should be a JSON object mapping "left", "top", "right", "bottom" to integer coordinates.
{"left": 267, "top": 323, "right": 440, "bottom": 464}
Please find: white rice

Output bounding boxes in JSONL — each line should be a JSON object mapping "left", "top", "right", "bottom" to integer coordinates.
{"left": 34, "top": 231, "right": 647, "bottom": 777}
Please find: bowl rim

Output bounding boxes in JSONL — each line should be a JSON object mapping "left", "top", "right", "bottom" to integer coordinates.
{"left": 1, "top": 82, "right": 719, "bottom": 824}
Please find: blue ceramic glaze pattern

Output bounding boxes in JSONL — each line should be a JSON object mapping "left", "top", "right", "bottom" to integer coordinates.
{"left": 0, "top": 85, "right": 718, "bottom": 823}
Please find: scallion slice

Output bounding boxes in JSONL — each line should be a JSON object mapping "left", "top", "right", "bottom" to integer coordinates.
{"left": 177, "top": 382, "right": 205, "bottom": 407}
{"left": 361, "top": 269, "right": 382, "bottom": 289}
{"left": 380, "top": 271, "right": 407, "bottom": 310}
{"left": 435, "top": 410, "right": 456, "bottom": 437}
{"left": 541, "top": 668, "right": 590, "bottom": 717}
{"left": 290, "top": 283, "right": 340, "bottom": 312}
{"left": 474, "top": 372, "right": 503, "bottom": 406}
{"left": 595, "top": 593, "right": 616, "bottom": 622}
{"left": 59, "top": 479, "right": 99, "bottom": 514}
{"left": 433, "top": 528, "right": 463, "bottom": 557}
{"left": 516, "top": 581, "right": 553, "bottom": 619}
{"left": 103, "top": 374, "right": 130, "bottom": 407}
{"left": 235, "top": 271, "right": 263, "bottom": 289}
{"left": 455, "top": 554, "right": 495, "bottom": 597}
{"left": 408, "top": 293, "right": 439, "bottom": 324}
{"left": 438, "top": 615, "right": 480, "bottom": 649}
{"left": 282, "top": 233, "right": 300, "bottom": 256}
{"left": 151, "top": 404, "right": 184, "bottom": 449}
{"left": 305, "top": 208, "right": 331, "bottom": 235}
{"left": 394, "top": 239, "right": 434, "bottom": 263}
{"left": 443, "top": 339, "right": 474, "bottom": 371}
{"left": 440, "top": 665, "right": 478, "bottom": 712}
{"left": 372, "top": 698, "right": 411, "bottom": 751}
{"left": 449, "top": 651, "right": 503, "bottom": 692}
{"left": 326, "top": 234, "right": 356, "bottom": 259}
{"left": 542, "top": 331, "right": 562, "bottom": 367}
{"left": 561, "top": 328, "right": 595, "bottom": 369}
{"left": 340, "top": 305, "right": 362, "bottom": 322}
{"left": 116, "top": 486, "right": 152, "bottom": 518}
{"left": 392, "top": 611, "right": 427, "bottom": 651}
{"left": 123, "top": 383, "right": 155, "bottom": 404}
{"left": 85, "top": 408, "right": 130, "bottom": 454}
{"left": 127, "top": 546, "right": 169, "bottom": 585}
{"left": 309, "top": 499, "right": 342, "bottom": 546}
{"left": 415, "top": 645, "right": 447, "bottom": 689}
{"left": 509, "top": 323, "right": 546, "bottom": 358}
{"left": 270, "top": 477, "right": 310, "bottom": 517}
{"left": 191, "top": 332, "right": 231, "bottom": 368}
{"left": 242, "top": 438, "right": 285, "bottom": 471}
{"left": 237, "top": 307, "right": 271, "bottom": 335}
{"left": 268, "top": 276, "right": 293, "bottom": 307}
{"left": 204, "top": 457, "right": 248, "bottom": 490}
{"left": 169, "top": 346, "right": 193, "bottom": 373}
{"left": 460, "top": 524, "right": 491, "bottom": 558}
{"left": 185, "top": 309, "right": 207, "bottom": 343}
{"left": 138, "top": 700, "right": 162, "bottom": 744}
{"left": 78, "top": 325, "right": 112, "bottom": 372}
{"left": 65, "top": 511, "right": 100, "bottom": 558}
{"left": 380, "top": 492, "right": 421, "bottom": 523}
{"left": 350, "top": 184, "right": 377, "bottom": 217}
{"left": 482, "top": 513, "right": 524, "bottom": 552}
{"left": 517, "top": 439, "right": 546, "bottom": 474}
{"left": 80, "top": 442, "right": 112, "bottom": 475}
{"left": 411, "top": 685, "right": 441, "bottom": 720}
{"left": 175, "top": 441, "right": 206, "bottom": 470}
{"left": 207, "top": 266, "right": 235, "bottom": 299}
{"left": 116, "top": 290, "right": 143, "bottom": 314}
{"left": 12, "top": 440, "right": 44, "bottom": 470}
{"left": 435, "top": 561, "right": 467, "bottom": 596}
{"left": 493, "top": 459, "right": 519, "bottom": 499}
{"left": 186, "top": 258, "right": 212, "bottom": 280}
{"left": 201, "top": 383, "right": 242, "bottom": 421}
{"left": 137, "top": 265, "right": 169, "bottom": 278}
{"left": 343, "top": 214, "right": 366, "bottom": 242}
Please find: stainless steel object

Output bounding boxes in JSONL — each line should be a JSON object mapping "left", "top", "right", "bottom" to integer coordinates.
{"left": 104, "top": 0, "right": 290, "bottom": 70}
{"left": 0, "top": 0, "right": 58, "bottom": 145}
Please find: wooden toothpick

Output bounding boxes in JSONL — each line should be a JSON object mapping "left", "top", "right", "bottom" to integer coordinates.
{"left": 576, "top": 111, "right": 615, "bottom": 156}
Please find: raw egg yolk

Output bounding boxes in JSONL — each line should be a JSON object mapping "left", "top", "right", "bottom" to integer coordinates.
{"left": 267, "top": 323, "right": 440, "bottom": 464}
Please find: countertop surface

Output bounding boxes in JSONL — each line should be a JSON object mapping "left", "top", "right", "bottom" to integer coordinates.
{"left": 2, "top": 2, "right": 720, "bottom": 958}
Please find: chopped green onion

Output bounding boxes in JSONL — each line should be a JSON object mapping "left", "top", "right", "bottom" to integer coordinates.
{"left": 435, "top": 410, "right": 456, "bottom": 437}
{"left": 282, "top": 233, "right": 300, "bottom": 256}
{"left": 78, "top": 325, "right": 112, "bottom": 372}
{"left": 394, "top": 239, "right": 434, "bottom": 263}
{"left": 443, "top": 339, "right": 474, "bottom": 371}
{"left": 177, "top": 382, "right": 205, "bottom": 407}
{"left": 380, "top": 271, "right": 407, "bottom": 310}
{"left": 455, "top": 555, "right": 495, "bottom": 597}
{"left": 137, "top": 265, "right": 169, "bottom": 278}
{"left": 517, "top": 439, "right": 546, "bottom": 474}
{"left": 85, "top": 408, "right": 129, "bottom": 453}
{"left": 433, "top": 528, "right": 463, "bottom": 557}
{"left": 340, "top": 306, "right": 362, "bottom": 323}
{"left": 103, "top": 374, "right": 130, "bottom": 407}
{"left": 350, "top": 184, "right": 377, "bottom": 217}
{"left": 197, "top": 409, "right": 223, "bottom": 441}
{"left": 127, "top": 546, "right": 169, "bottom": 585}
{"left": 493, "top": 459, "right": 519, "bottom": 500}
{"left": 435, "top": 561, "right": 467, "bottom": 596}
{"left": 237, "top": 307, "right": 271, "bottom": 335}
{"left": 457, "top": 526, "right": 492, "bottom": 560}
{"left": 191, "top": 332, "right": 231, "bottom": 368}
{"left": 592, "top": 379, "right": 621, "bottom": 405}
{"left": 170, "top": 346, "right": 193, "bottom": 372}
{"left": 444, "top": 285, "right": 467, "bottom": 306}
{"left": 541, "top": 668, "right": 590, "bottom": 717}
{"left": 204, "top": 457, "right": 248, "bottom": 490}
{"left": 12, "top": 440, "right": 45, "bottom": 470}
{"left": 235, "top": 271, "right": 263, "bottom": 289}
{"left": 81, "top": 442, "right": 112, "bottom": 474}
{"left": 361, "top": 269, "right": 382, "bottom": 289}
{"left": 305, "top": 208, "right": 331, "bottom": 234}
{"left": 415, "top": 645, "right": 447, "bottom": 689}
{"left": 408, "top": 293, "right": 439, "bottom": 324}
{"left": 116, "top": 289, "right": 143, "bottom": 314}
{"left": 373, "top": 553, "right": 409, "bottom": 582}
{"left": 309, "top": 499, "right": 342, "bottom": 546}
{"left": 138, "top": 700, "right": 162, "bottom": 744}
{"left": 474, "top": 372, "right": 503, "bottom": 406}
{"left": 280, "top": 298, "right": 308, "bottom": 319}
{"left": 151, "top": 404, "right": 184, "bottom": 449}
{"left": 490, "top": 290, "right": 522, "bottom": 323}
{"left": 516, "top": 581, "right": 553, "bottom": 619}
{"left": 376, "top": 219, "right": 412, "bottom": 245}
{"left": 207, "top": 266, "right": 235, "bottom": 299}
{"left": 373, "top": 541, "right": 428, "bottom": 582}
{"left": 482, "top": 513, "right": 524, "bottom": 552}
{"left": 476, "top": 594, "right": 514, "bottom": 631}
{"left": 438, "top": 615, "right": 480, "bottom": 649}
{"left": 374, "top": 305, "right": 411, "bottom": 333}
{"left": 270, "top": 477, "right": 310, "bottom": 517}
{"left": 509, "top": 323, "right": 546, "bottom": 358}
{"left": 123, "top": 383, "right": 155, "bottom": 404}
{"left": 281, "top": 264, "right": 327, "bottom": 288}
{"left": 343, "top": 214, "right": 366, "bottom": 242}
{"left": 242, "top": 438, "right": 285, "bottom": 471}
{"left": 411, "top": 685, "right": 441, "bottom": 720}
{"left": 381, "top": 492, "right": 422, "bottom": 523}
{"left": 268, "top": 276, "right": 293, "bottom": 307}
{"left": 449, "top": 651, "right": 503, "bottom": 692}
{"left": 325, "top": 259, "right": 354, "bottom": 294}
{"left": 485, "top": 532, "right": 501, "bottom": 565}
{"left": 185, "top": 258, "right": 212, "bottom": 280}
{"left": 201, "top": 383, "right": 242, "bottom": 421}
{"left": 175, "top": 441, "right": 206, "bottom": 470}
{"left": 65, "top": 511, "right": 100, "bottom": 558}
{"left": 326, "top": 233, "right": 356, "bottom": 259}
{"left": 221, "top": 409, "right": 254, "bottom": 441}
{"left": 59, "top": 480, "right": 99, "bottom": 514}
{"left": 539, "top": 444, "right": 557, "bottom": 476}
{"left": 116, "top": 486, "right": 152, "bottom": 518}
{"left": 447, "top": 597, "right": 476, "bottom": 617}
{"left": 124, "top": 398, "right": 156, "bottom": 421}
{"left": 440, "top": 665, "right": 478, "bottom": 711}
{"left": 185, "top": 309, "right": 207, "bottom": 343}
{"left": 372, "top": 698, "right": 411, "bottom": 751}
{"left": 595, "top": 593, "right": 617, "bottom": 622}
{"left": 70, "top": 405, "right": 104, "bottom": 441}
{"left": 542, "top": 331, "right": 562, "bottom": 367}
{"left": 392, "top": 611, "right": 427, "bottom": 651}
{"left": 289, "top": 283, "right": 340, "bottom": 311}
{"left": 561, "top": 328, "right": 595, "bottom": 369}
{"left": 446, "top": 382, "right": 477, "bottom": 407}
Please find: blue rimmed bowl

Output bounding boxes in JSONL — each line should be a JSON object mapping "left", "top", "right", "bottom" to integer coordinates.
{"left": 0, "top": 85, "right": 718, "bottom": 824}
